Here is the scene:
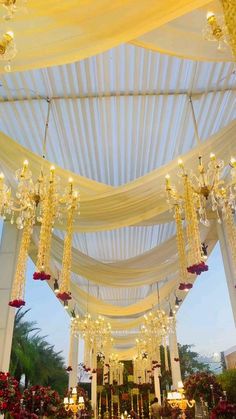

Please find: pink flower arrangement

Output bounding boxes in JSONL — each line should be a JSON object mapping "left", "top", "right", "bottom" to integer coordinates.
{"left": 187, "top": 261, "right": 208, "bottom": 275}
{"left": 210, "top": 400, "right": 236, "bottom": 418}
{"left": 0, "top": 371, "right": 21, "bottom": 415}
{"left": 57, "top": 291, "right": 72, "bottom": 302}
{"left": 184, "top": 372, "right": 223, "bottom": 407}
{"left": 178, "top": 283, "right": 193, "bottom": 291}
{"left": 33, "top": 271, "right": 51, "bottom": 281}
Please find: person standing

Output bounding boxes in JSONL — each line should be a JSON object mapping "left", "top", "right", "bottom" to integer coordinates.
{"left": 150, "top": 397, "right": 162, "bottom": 419}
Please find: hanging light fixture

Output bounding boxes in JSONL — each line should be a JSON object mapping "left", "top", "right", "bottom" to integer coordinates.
{"left": 203, "top": 11, "right": 229, "bottom": 51}
{"left": 57, "top": 178, "right": 79, "bottom": 303}
{"left": 175, "top": 296, "right": 182, "bottom": 308}
{"left": 53, "top": 278, "right": 59, "bottom": 294}
{"left": 166, "top": 153, "right": 236, "bottom": 276}
{"left": 71, "top": 314, "right": 112, "bottom": 356}
{"left": 0, "top": 31, "right": 17, "bottom": 71}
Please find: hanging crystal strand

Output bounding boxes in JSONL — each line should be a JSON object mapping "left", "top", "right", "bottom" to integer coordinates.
{"left": 57, "top": 187, "right": 78, "bottom": 302}
{"left": 174, "top": 204, "right": 187, "bottom": 281}
{"left": 33, "top": 166, "right": 57, "bottom": 280}
{"left": 183, "top": 174, "right": 208, "bottom": 275}
{"left": 9, "top": 218, "right": 33, "bottom": 308}
{"left": 223, "top": 204, "right": 236, "bottom": 270}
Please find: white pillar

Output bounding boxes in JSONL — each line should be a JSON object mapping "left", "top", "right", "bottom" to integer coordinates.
{"left": 169, "top": 326, "right": 182, "bottom": 390}
{"left": 217, "top": 222, "right": 236, "bottom": 325}
{"left": 0, "top": 222, "right": 22, "bottom": 372}
{"left": 153, "top": 368, "right": 161, "bottom": 402}
{"left": 68, "top": 334, "right": 79, "bottom": 388}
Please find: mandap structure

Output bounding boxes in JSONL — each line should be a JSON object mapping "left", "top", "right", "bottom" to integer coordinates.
{"left": 0, "top": 0, "right": 236, "bottom": 417}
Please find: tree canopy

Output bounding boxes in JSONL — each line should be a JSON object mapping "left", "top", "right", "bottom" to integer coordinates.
{"left": 179, "top": 344, "right": 210, "bottom": 378}
{"left": 10, "top": 309, "right": 68, "bottom": 395}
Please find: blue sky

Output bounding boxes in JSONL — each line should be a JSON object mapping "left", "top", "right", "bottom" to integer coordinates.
{"left": 21, "top": 241, "right": 236, "bottom": 364}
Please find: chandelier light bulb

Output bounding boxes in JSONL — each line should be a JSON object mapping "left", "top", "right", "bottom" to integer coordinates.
{"left": 6, "top": 30, "right": 14, "bottom": 39}
{"left": 0, "top": 172, "right": 5, "bottom": 179}
{"left": 178, "top": 158, "right": 184, "bottom": 168}
{"left": 23, "top": 159, "right": 28, "bottom": 167}
{"left": 210, "top": 152, "right": 216, "bottom": 160}
{"left": 206, "top": 11, "right": 215, "bottom": 21}
{"left": 230, "top": 157, "right": 236, "bottom": 168}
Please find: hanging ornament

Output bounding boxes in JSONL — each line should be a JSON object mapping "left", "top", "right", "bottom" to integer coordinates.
{"left": 9, "top": 217, "right": 33, "bottom": 308}
{"left": 182, "top": 169, "right": 208, "bottom": 275}
{"left": 57, "top": 179, "right": 79, "bottom": 302}
{"left": 33, "top": 166, "right": 57, "bottom": 281}
{"left": 174, "top": 204, "right": 193, "bottom": 289}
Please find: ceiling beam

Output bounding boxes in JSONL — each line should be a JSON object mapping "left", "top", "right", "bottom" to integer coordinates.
{"left": 0, "top": 88, "right": 235, "bottom": 103}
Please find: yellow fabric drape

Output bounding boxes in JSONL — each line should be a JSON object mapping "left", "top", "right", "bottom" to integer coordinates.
{"left": 0, "top": 121, "right": 236, "bottom": 232}
{"left": 4, "top": 0, "right": 211, "bottom": 72}
{"left": 28, "top": 226, "right": 217, "bottom": 320}
{"left": 29, "top": 224, "right": 211, "bottom": 288}
{"left": 132, "top": 0, "right": 233, "bottom": 62}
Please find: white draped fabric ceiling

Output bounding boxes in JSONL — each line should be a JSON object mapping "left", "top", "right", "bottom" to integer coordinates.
{"left": 0, "top": 44, "right": 235, "bottom": 349}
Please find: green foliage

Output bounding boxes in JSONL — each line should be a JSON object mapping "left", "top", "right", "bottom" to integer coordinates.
{"left": 217, "top": 369, "right": 236, "bottom": 403}
{"left": 10, "top": 309, "right": 68, "bottom": 395}
{"left": 179, "top": 344, "right": 210, "bottom": 379}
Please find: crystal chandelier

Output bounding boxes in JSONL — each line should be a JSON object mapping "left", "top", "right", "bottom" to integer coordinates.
{"left": 142, "top": 309, "right": 171, "bottom": 339}
{"left": 71, "top": 314, "right": 112, "bottom": 354}
{"left": 0, "top": 0, "right": 27, "bottom": 20}
{"left": 0, "top": 31, "right": 17, "bottom": 71}
{"left": 1, "top": 160, "right": 80, "bottom": 308}
{"left": 165, "top": 153, "right": 236, "bottom": 278}
{"left": 203, "top": 11, "right": 229, "bottom": 51}
{"left": 139, "top": 309, "right": 171, "bottom": 365}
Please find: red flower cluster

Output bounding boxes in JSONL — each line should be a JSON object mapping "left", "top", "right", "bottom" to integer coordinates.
{"left": 184, "top": 372, "right": 223, "bottom": 407}
{"left": 82, "top": 365, "right": 91, "bottom": 373}
{"left": 174, "top": 358, "right": 179, "bottom": 362}
{"left": 9, "top": 299, "right": 25, "bottom": 308}
{"left": 23, "top": 385, "right": 61, "bottom": 417}
{"left": 210, "top": 400, "right": 236, "bottom": 419}
{"left": 178, "top": 283, "right": 193, "bottom": 291}
{"left": 66, "top": 366, "right": 73, "bottom": 372}
{"left": 0, "top": 371, "right": 21, "bottom": 415}
{"left": 187, "top": 261, "right": 208, "bottom": 275}
{"left": 33, "top": 271, "right": 51, "bottom": 281}
{"left": 57, "top": 292, "right": 72, "bottom": 302}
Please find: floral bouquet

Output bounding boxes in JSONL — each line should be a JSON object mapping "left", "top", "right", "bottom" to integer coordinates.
{"left": 22, "top": 385, "right": 61, "bottom": 416}
{"left": 184, "top": 372, "right": 223, "bottom": 408}
{"left": 0, "top": 371, "right": 21, "bottom": 415}
{"left": 210, "top": 400, "right": 236, "bottom": 418}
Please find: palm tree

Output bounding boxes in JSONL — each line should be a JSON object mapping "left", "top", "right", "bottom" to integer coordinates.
{"left": 10, "top": 309, "right": 68, "bottom": 394}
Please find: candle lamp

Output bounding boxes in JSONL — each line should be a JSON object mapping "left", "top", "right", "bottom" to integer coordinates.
{"left": 63, "top": 387, "right": 85, "bottom": 417}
